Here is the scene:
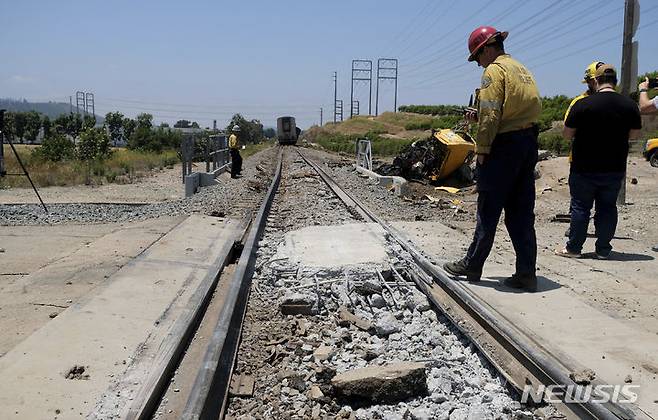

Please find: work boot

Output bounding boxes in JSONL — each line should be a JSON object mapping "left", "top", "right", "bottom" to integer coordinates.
{"left": 443, "top": 259, "right": 481, "bottom": 282}
{"left": 502, "top": 273, "right": 537, "bottom": 292}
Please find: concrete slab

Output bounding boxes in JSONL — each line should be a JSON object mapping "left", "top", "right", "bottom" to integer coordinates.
{"left": 392, "top": 220, "right": 658, "bottom": 418}
{"left": 0, "top": 215, "right": 242, "bottom": 419}
{"left": 0, "top": 217, "right": 184, "bottom": 356}
{"left": 276, "top": 223, "right": 389, "bottom": 267}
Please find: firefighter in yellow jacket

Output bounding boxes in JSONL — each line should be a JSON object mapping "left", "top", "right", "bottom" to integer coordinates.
{"left": 229, "top": 124, "right": 243, "bottom": 178}
{"left": 444, "top": 26, "right": 542, "bottom": 292}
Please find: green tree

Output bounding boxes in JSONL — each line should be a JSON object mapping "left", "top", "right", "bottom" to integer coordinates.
{"left": 105, "top": 111, "right": 124, "bottom": 146}
{"left": 69, "top": 113, "right": 83, "bottom": 138}
{"left": 226, "top": 114, "right": 264, "bottom": 144}
{"left": 53, "top": 114, "right": 70, "bottom": 135}
{"left": 83, "top": 114, "right": 96, "bottom": 130}
{"left": 32, "top": 132, "right": 75, "bottom": 161}
{"left": 77, "top": 127, "right": 111, "bottom": 161}
{"left": 136, "top": 113, "right": 153, "bottom": 130}
{"left": 3, "top": 112, "right": 17, "bottom": 141}
{"left": 122, "top": 117, "right": 136, "bottom": 140}
{"left": 191, "top": 121, "right": 200, "bottom": 128}
{"left": 13, "top": 112, "right": 26, "bottom": 143}
{"left": 174, "top": 119, "right": 191, "bottom": 128}
{"left": 42, "top": 115, "right": 52, "bottom": 138}
{"left": 263, "top": 127, "right": 276, "bottom": 138}
{"left": 23, "top": 111, "right": 42, "bottom": 144}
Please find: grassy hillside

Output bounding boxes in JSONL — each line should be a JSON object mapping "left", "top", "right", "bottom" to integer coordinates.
{"left": 303, "top": 112, "right": 466, "bottom": 156}
{"left": 0, "top": 98, "right": 104, "bottom": 122}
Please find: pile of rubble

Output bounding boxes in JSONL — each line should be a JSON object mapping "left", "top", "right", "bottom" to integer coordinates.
{"left": 228, "top": 250, "right": 548, "bottom": 419}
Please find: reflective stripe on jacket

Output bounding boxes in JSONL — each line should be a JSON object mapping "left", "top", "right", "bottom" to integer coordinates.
{"left": 476, "top": 54, "right": 541, "bottom": 154}
{"left": 229, "top": 134, "right": 239, "bottom": 149}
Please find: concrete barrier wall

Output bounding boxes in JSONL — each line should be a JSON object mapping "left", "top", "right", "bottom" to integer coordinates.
{"left": 354, "top": 166, "right": 408, "bottom": 197}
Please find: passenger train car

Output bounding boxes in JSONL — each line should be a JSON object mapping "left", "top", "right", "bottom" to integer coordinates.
{"left": 277, "top": 116, "right": 300, "bottom": 145}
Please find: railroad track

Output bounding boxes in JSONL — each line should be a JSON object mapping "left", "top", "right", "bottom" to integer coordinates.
{"left": 128, "top": 146, "right": 635, "bottom": 420}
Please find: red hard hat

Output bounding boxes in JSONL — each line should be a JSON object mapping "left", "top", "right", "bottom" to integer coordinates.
{"left": 467, "top": 26, "right": 508, "bottom": 62}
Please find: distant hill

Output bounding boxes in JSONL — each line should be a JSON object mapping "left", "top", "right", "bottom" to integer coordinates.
{"left": 0, "top": 98, "right": 103, "bottom": 122}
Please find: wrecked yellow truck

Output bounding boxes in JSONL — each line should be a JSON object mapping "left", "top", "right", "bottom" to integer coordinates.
{"left": 644, "top": 138, "right": 658, "bottom": 167}
{"left": 378, "top": 128, "right": 476, "bottom": 182}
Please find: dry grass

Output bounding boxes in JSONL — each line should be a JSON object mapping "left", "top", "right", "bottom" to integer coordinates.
{"left": 0, "top": 145, "right": 179, "bottom": 188}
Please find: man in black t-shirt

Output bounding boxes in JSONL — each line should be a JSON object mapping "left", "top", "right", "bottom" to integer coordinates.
{"left": 557, "top": 64, "right": 641, "bottom": 259}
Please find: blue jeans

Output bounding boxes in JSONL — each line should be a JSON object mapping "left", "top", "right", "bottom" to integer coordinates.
{"left": 567, "top": 172, "right": 624, "bottom": 254}
{"left": 465, "top": 127, "right": 538, "bottom": 276}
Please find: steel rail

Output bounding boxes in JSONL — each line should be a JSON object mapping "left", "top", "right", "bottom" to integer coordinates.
{"left": 297, "top": 149, "right": 632, "bottom": 420}
{"left": 182, "top": 148, "right": 283, "bottom": 420}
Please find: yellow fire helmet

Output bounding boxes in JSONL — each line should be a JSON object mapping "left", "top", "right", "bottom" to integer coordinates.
{"left": 583, "top": 61, "right": 604, "bottom": 83}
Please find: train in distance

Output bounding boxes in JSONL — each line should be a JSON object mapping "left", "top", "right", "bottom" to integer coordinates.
{"left": 277, "top": 116, "right": 301, "bottom": 145}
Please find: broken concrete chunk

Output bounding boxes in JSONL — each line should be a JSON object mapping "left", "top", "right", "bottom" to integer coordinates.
{"left": 569, "top": 368, "right": 596, "bottom": 385}
{"left": 280, "top": 293, "right": 317, "bottom": 315}
{"left": 337, "top": 306, "right": 373, "bottom": 331}
{"left": 406, "top": 294, "right": 431, "bottom": 312}
{"left": 375, "top": 314, "right": 401, "bottom": 337}
{"left": 331, "top": 362, "right": 428, "bottom": 404}
{"left": 370, "top": 294, "right": 387, "bottom": 308}
{"left": 308, "top": 385, "right": 324, "bottom": 400}
{"left": 313, "top": 345, "right": 335, "bottom": 362}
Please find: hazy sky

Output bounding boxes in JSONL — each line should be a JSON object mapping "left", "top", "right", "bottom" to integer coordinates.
{"left": 2, "top": 0, "right": 657, "bottom": 129}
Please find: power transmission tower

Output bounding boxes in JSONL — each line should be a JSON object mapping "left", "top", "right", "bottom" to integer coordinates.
{"left": 76, "top": 91, "right": 85, "bottom": 115}
{"left": 85, "top": 93, "right": 95, "bottom": 117}
{"left": 375, "top": 58, "right": 398, "bottom": 116}
{"left": 351, "top": 100, "right": 360, "bottom": 116}
{"left": 618, "top": 0, "right": 639, "bottom": 205}
{"left": 335, "top": 100, "right": 343, "bottom": 122}
{"left": 333, "top": 71, "right": 338, "bottom": 123}
{"left": 350, "top": 60, "right": 372, "bottom": 118}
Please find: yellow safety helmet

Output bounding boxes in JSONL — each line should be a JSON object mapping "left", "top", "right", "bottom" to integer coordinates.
{"left": 583, "top": 61, "right": 604, "bottom": 83}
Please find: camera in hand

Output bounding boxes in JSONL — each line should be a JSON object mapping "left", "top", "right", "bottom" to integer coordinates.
{"left": 649, "top": 78, "right": 658, "bottom": 89}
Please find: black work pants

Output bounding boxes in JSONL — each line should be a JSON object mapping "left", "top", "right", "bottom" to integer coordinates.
{"left": 464, "top": 127, "right": 539, "bottom": 276}
{"left": 230, "top": 149, "right": 242, "bottom": 177}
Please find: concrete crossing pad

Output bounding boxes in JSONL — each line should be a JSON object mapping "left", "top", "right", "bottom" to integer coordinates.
{"left": 0, "top": 215, "right": 242, "bottom": 420}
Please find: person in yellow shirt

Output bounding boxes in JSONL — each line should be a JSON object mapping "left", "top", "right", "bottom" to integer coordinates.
{"left": 443, "top": 26, "right": 541, "bottom": 292}
{"left": 228, "top": 125, "right": 242, "bottom": 178}
{"left": 564, "top": 61, "right": 604, "bottom": 122}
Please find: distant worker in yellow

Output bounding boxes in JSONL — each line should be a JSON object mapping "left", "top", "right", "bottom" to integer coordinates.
{"left": 564, "top": 61, "right": 605, "bottom": 121}
{"left": 229, "top": 124, "right": 243, "bottom": 179}
{"left": 443, "top": 26, "right": 542, "bottom": 292}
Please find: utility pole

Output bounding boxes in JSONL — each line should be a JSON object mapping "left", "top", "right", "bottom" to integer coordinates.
{"left": 320, "top": 107, "right": 323, "bottom": 126}
{"left": 375, "top": 58, "right": 398, "bottom": 116}
{"left": 333, "top": 71, "right": 338, "bottom": 123}
{"left": 350, "top": 60, "right": 372, "bottom": 117}
{"left": 69, "top": 96, "right": 73, "bottom": 114}
{"left": 618, "top": 0, "right": 639, "bottom": 205}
